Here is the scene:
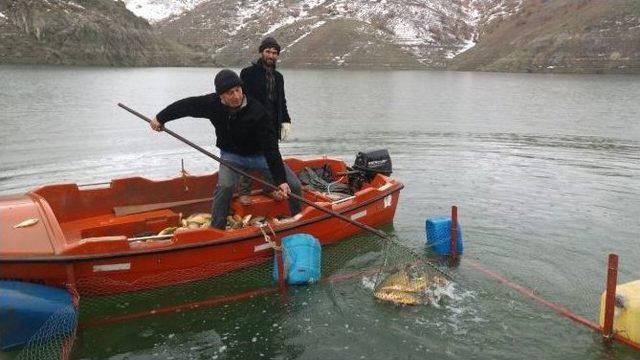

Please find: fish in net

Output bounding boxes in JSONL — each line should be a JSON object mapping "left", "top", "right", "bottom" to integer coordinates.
{"left": 373, "top": 238, "right": 453, "bottom": 306}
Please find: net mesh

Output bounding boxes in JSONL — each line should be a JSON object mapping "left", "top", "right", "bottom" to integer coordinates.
{"left": 12, "top": 295, "right": 78, "bottom": 360}
{"left": 9, "top": 229, "right": 452, "bottom": 359}
{"left": 373, "top": 236, "right": 453, "bottom": 306}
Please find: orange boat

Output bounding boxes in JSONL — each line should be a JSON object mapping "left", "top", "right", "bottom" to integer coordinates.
{"left": 0, "top": 156, "right": 403, "bottom": 295}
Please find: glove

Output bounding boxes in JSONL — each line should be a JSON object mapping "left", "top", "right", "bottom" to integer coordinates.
{"left": 280, "top": 122, "right": 292, "bottom": 141}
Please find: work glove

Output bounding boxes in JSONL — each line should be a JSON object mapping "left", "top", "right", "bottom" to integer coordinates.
{"left": 281, "top": 122, "right": 291, "bottom": 141}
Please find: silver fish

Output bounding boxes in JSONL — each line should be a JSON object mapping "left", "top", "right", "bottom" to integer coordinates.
{"left": 14, "top": 218, "right": 39, "bottom": 228}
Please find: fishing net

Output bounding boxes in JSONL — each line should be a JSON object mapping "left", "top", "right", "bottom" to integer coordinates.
{"left": 298, "top": 166, "right": 352, "bottom": 200}
{"left": 11, "top": 293, "right": 78, "bottom": 360}
{"left": 7, "top": 229, "right": 452, "bottom": 360}
{"left": 372, "top": 238, "right": 453, "bottom": 306}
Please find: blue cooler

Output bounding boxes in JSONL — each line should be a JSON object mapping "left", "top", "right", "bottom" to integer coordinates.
{"left": 273, "top": 234, "right": 321, "bottom": 285}
{"left": 426, "top": 217, "right": 463, "bottom": 256}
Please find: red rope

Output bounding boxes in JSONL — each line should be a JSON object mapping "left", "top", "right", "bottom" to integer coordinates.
{"left": 466, "top": 259, "right": 640, "bottom": 351}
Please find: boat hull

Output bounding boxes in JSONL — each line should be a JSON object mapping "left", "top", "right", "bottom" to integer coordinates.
{"left": 1, "top": 181, "right": 402, "bottom": 295}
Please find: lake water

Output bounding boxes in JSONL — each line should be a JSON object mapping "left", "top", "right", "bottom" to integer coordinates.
{"left": 1, "top": 65, "right": 639, "bottom": 359}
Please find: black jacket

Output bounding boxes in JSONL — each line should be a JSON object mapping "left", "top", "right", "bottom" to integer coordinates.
{"left": 156, "top": 94, "right": 286, "bottom": 184}
{"left": 240, "top": 61, "right": 290, "bottom": 137}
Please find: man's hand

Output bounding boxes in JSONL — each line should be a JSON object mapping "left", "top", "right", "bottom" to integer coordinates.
{"left": 280, "top": 122, "right": 291, "bottom": 141}
{"left": 277, "top": 183, "right": 291, "bottom": 199}
{"left": 150, "top": 117, "right": 164, "bottom": 131}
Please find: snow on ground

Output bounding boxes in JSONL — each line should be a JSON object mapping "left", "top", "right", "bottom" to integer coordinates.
{"left": 447, "top": 38, "right": 476, "bottom": 59}
{"left": 283, "top": 20, "right": 326, "bottom": 52}
{"left": 66, "top": 1, "right": 85, "bottom": 10}
{"left": 228, "top": 0, "right": 278, "bottom": 36}
{"left": 261, "top": 0, "right": 325, "bottom": 35}
{"left": 263, "top": 15, "right": 297, "bottom": 36}
{"left": 0, "top": 11, "right": 6, "bottom": 19}
{"left": 122, "top": 0, "right": 207, "bottom": 23}
{"left": 114, "top": 0, "right": 516, "bottom": 61}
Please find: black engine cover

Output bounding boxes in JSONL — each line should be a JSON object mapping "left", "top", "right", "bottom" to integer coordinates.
{"left": 353, "top": 149, "right": 392, "bottom": 179}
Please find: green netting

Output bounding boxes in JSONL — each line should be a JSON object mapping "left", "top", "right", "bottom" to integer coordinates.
{"left": 11, "top": 303, "right": 78, "bottom": 360}
{"left": 8, "top": 229, "right": 453, "bottom": 359}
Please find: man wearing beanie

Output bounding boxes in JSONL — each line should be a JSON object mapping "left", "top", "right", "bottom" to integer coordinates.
{"left": 238, "top": 37, "right": 292, "bottom": 205}
{"left": 149, "top": 69, "right": 302, "bottom": 230}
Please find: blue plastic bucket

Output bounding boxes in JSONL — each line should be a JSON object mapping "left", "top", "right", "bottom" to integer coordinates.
{"left": 273, "top": 233, "right": 321, "bottom": 285}
{"left": 426, "top": 217, "right": 463, "bottom": 256}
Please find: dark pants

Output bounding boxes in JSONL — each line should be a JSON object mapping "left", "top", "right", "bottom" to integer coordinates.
{"left": 211, "top": 151, "right": 303, "bottom": 229}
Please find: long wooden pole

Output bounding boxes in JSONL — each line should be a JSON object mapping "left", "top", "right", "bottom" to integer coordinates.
{"left": 118, "top": 103, "right": 390, "bottom": 240}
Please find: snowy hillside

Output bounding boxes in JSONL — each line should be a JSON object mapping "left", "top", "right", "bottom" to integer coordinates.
{"left": 124, "top": 0, "right": 524, "bottom": 68}
{"left": 2, "top": 0, "right": 635, "bottom": 72}
{"left": 122, "top": 0, "right": 208, "bottom": 23}
{"left": 122, "top": 0, "right": 523, "bottom": 58}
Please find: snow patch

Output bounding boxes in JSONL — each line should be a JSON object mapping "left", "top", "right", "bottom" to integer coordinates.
{"left": 66, "top": 1, "right": 85, "bottom": 10}
{"left": 122, "top": 0, "right": 207, "bottom": 23}
{"left": 447, "top": 38, "right": 476, "bottom": 59}
{"left": 0, "top": 12, "right": 6, "bottom": 19}
{"left": 283, "top": 20, "right": 326, "bottom": 52}
{"left": 263, "top": 16, "right": 298, "bottom": 36}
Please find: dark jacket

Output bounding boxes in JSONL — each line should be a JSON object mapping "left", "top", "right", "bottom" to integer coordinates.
{"left": 240, "top": 61, "right": 290, "bottom": 138}
{"left": 156, "top": 94, "right": 286, "bottom": 184}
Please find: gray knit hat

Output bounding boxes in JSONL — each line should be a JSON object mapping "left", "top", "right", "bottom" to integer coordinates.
{"left": 214, "top": 69, "right": 242, "bottom": 94}
{"left": 259, "top": 37, "right": 281, "bottom": 54}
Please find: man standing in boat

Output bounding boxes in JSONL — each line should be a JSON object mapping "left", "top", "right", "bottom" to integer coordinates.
{"left": 149, "top": 69, "right": 302, "bottom": 229}
{"left": 237, "top": 37, "right": 292, "bottom": 206}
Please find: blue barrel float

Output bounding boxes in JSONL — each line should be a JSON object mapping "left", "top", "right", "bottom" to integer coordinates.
{"left": 0, "top": 281, "right": 77, "bottom": 350}
{"left": 273, "top": 233, "right": 322, "bottom": 285}
{"left": 426, "top": 216, "right": 463, "bottom": 256}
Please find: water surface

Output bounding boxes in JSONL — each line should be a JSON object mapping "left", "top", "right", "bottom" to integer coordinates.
{"left": 1, "top": 66, "right": 639, "bottom": 359}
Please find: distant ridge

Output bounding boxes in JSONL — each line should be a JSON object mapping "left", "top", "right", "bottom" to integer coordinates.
{"left": 450, "top": 0, "right": 640, "bottom": 73}
{"left": 0, "top": 0, "right": 200, "bottom": 66}
{"left": 0, "top": 0, "right": 638, "bottom": 73}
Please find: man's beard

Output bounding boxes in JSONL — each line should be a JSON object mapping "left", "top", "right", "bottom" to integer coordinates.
{"left": 261, "top": 56, "right": 277, "bottom": 68}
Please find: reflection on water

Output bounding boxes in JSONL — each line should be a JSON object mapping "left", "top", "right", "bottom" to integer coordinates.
{"left": 1, "top": 66, "right": 640, "bottom": 359}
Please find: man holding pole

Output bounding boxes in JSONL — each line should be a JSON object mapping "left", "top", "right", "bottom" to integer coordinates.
{"left": 149, "top": 69, "right": 302, "bottom": 229}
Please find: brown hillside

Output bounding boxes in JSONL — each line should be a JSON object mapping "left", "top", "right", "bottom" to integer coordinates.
{"left": 0, "top": 0, "right": 197, "bottom": 66}
{"left": 271, "top": 19, "right": 423, "bottom": 69}
{"left": 449, "top": 0, "right": 640, "bottom": 73}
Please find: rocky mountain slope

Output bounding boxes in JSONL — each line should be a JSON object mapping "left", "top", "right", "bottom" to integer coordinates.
{"left": 1, "top": 0, "right": 638, "bottom": 72}
{"left": 450, "top": 0, "right": 640, "bottom": 73}
{"left": 149, "top": 0, "right": 521, "bottom": 69}
{"left": 0, "top": 0, "right": 198, "bottom": 66}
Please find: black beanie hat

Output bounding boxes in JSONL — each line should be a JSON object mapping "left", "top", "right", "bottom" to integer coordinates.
{"left": 214, "top": 69, "right": 242, "bottom": 95}
{"left": 259, "top": 37, "right": 281, "bottom": 54}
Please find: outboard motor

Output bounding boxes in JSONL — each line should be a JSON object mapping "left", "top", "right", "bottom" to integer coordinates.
{"left": 349, "top": 149, "right": 392, "bottom": 191}
{"left": 353, "top": 149, "right": 393, "bottom": 180}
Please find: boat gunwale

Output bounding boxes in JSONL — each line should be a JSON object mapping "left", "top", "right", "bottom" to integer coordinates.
{"left": 0, "top": 184, "right": 403, "bottom": 263}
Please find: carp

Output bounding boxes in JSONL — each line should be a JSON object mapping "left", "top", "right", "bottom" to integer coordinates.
{"left": 374, "top": 267, "right": 449, "bottom": 306}
{"left": 376, "top": 269, "right": 428, "bottom": 293}
{"left": 226, "top": 215, "right": 244, "bottom": 229}
{"left": 13, "top": 218, "right": 39, "bottom": 228}
{"left": 185, "top": 213, "right": 211, "bottom": 228}
{"left": 374, "top": 288, "right": 420, "bottom": 306}
{"left": 158, "top": 227, "right": 178, "bottom": 236}
{"left": 249, "top": 216, "right": 266, "bottom": 226}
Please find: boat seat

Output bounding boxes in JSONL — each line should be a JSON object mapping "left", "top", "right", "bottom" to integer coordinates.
{"left": 231, "top": 195, "right": 289, "bottom": 218}
{"left": 60, "top": 209, "right": 180, "bottom": 241}
{"left": 230, "top": 190, "right": 335, "bottom": 219}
